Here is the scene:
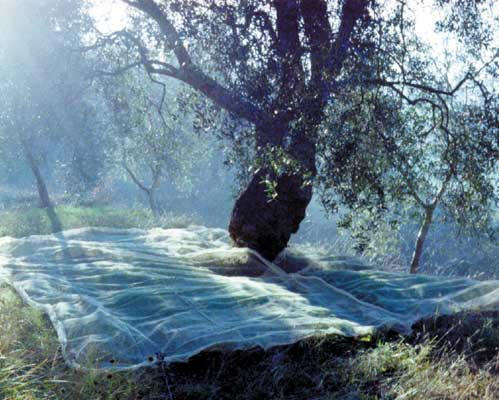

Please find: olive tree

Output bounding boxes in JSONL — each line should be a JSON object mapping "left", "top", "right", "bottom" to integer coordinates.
{"left": 101, "top": 70, "right": 205, "bottom": 216}
{"left": 0, "top": 0, "right": 94, "bottom": 208}
{"left": 316, "top": 15, "right": 498, "bottom": 273}
{"left": 89, "top": 0, "right": 497, "bottom": 260}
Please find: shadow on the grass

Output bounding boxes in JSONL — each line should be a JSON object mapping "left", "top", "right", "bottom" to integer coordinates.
{"left": 131, "top": 310, "right": 498, "bottom": 400}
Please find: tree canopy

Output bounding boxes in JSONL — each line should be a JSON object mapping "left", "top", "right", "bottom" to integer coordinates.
{"left": 85, "top": 0, "right": 498, "bottom": 262}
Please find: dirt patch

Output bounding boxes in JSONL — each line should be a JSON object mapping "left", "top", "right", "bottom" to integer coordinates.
{"left": 131, "top": 311, "right": 498, "bottom": 400}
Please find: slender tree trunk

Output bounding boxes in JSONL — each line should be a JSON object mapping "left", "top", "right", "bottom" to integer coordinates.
{"left": 123, "top": 162, "right": 162, "bottom": 218}
{"left": 410, "top": 206, "right": 435, "bottom": 274}
{"left": 148, "top": 188, "right": 159, "bottom": 218}
{"left": 22, "top": 140, "right": 52, "bottom": 208}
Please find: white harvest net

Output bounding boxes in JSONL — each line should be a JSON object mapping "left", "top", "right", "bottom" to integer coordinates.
{"left": 0, "top": 226, "right": 497, "bottom": 370}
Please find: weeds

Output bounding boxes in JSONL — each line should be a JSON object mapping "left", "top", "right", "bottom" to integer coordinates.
{"left": 0, "top": 206, "right": 196, "bottom": 238}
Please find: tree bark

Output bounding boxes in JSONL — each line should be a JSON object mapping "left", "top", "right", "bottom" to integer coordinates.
{"left": 124, "top": 0, "right": 369, "bottom": 261}
{"left": 148, "top": 188, "right": 159, "bottom": 218}
{"left": 22, "top": 140, "right": 52, "bottom": 208}
{"left": 229, "top": 123, "right": 316, "bottom": 261}
{"left": 229, "top": 168, "right": 313, "bottom": 261}
{"left": 123, "top": 161, "right": 162, "bottom": 217}
{"left": 410, "top": 206, "right": 435, "bottom": 274}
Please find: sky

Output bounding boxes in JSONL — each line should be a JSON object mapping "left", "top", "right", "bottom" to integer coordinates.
{"left": 89, "top": 0, "right": 129, "bottom": 34}
{"left": 89, "top": 0, "right": 460, "bottom": 50}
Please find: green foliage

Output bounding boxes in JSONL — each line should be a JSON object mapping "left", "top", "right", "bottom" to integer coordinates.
{"left": 0, "top": 0, "right": 106, "bottom": 203}
{"left": 316, "top": 21, "right": 498, "bottom": 271}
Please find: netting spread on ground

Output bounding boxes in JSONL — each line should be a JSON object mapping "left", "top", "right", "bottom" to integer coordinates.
{"left": 0, "top": 226, "right": 497, "bottom": 370}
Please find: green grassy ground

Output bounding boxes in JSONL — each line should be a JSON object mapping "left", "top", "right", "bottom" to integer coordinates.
{"left": 0, "top": 206, "right": 194, "bottom": 238}
{"left": 0, "top": 206, "right": 497, "bottom": 399}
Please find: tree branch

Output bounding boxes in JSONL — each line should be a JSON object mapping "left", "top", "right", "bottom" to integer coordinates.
{"left": 366, "top": 74, "right": 471, "bottom": 97}
{"left": 328, "top": 0, "right": 369, "bottom": 78}
{"left": 300, "top": 0, "right": 332, "bottom": 93}
{"left": 121, "top": 0, "right": 268, "bottom": 126}
{"left": 123, "top": 159, "right": 150, "bottom": 194}
{"left": 273, "top": 0, "right": 305, "bottom": 117}
{"left": 432, "top": 167, "right": 454, "bottom": 207}
{"left": 88, "top": 61, "right": 143, "bottom": 78}
{"left": 121, "top": 0, "right": 191, "bottom": 67}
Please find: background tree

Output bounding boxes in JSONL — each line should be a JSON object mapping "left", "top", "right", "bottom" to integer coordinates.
{"left": 0, "top": 0, "right": 94, "bottom": 209}
{"left": 318, "top": 87, "right": 497, "bottom": 273}
{"left": 100, "top": 69, "right": 209, "bottom": 217}
{"left": 316, "top": 6, "right": 498, "bottom": 273}
{"left": 59, "top": 94, "right": 111, "bottom": 205}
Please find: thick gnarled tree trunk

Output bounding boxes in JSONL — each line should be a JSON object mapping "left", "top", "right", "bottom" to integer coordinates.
{"left": 229, "top": 123, "right": 317, "bottom": 261}
{"left": 123, "top": 0, "right": 369, "bottom": 261}
{"left": 229, "top": 168, "right": 313, "bottom": 261}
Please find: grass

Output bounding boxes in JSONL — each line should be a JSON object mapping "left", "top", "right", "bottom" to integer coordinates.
{"left": 0, "top": 206, "right": 497, "bottom": 399}
{"left": 0, "top": 284, "right": 497, "bottom": 399}
{"left": 0, "top": 285, "right": 158, "bottom": 400}
{"left": 0, "top": 206, "right": 195, "bottom": 238}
